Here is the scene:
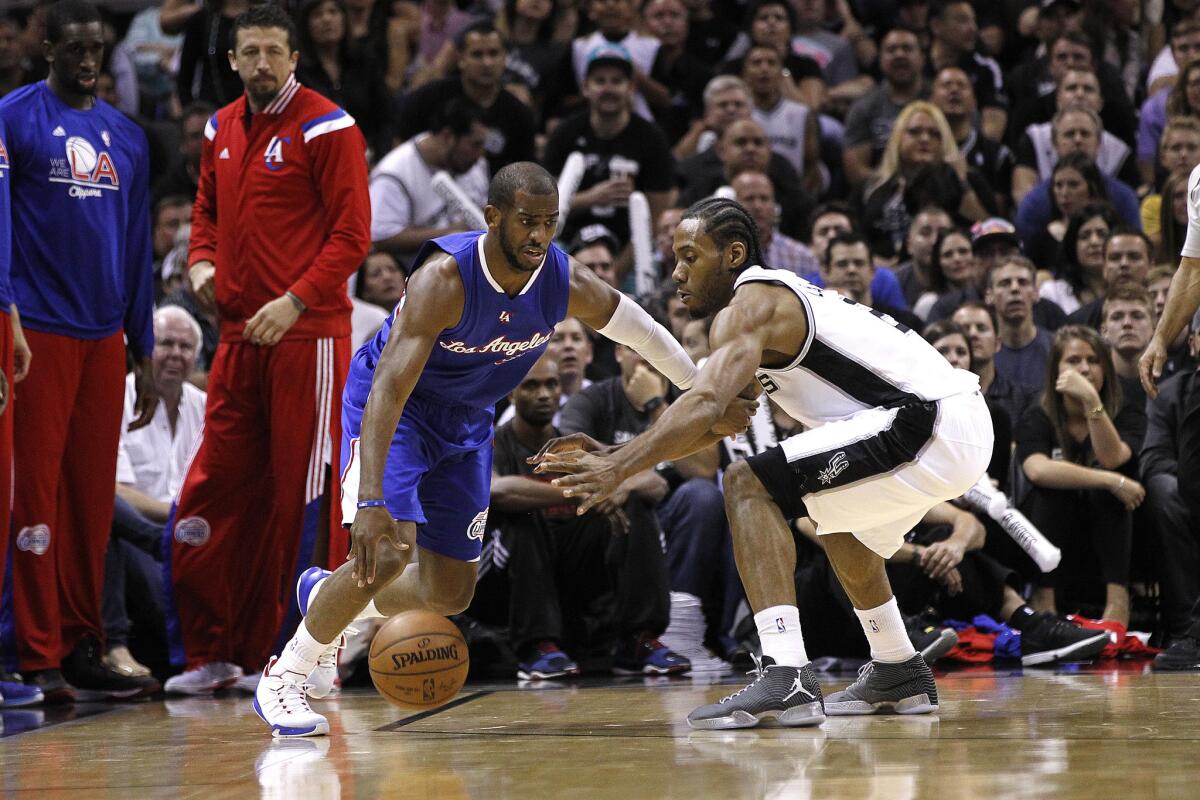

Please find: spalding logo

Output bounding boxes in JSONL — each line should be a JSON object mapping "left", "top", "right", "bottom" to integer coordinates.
{"left": 466, "top": 509, "right": 488, "bottom": 541}
{"left": 175, "top": 517, "right": 212, "bottom": 546}
{"left": 16, "top": 525, "right": 51, "bottom": 555}
{"left": 390, "top": 643, "right": 461, "bottom": 670}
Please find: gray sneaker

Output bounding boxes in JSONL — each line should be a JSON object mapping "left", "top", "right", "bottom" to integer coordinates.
{"left": 824, "top": 654, "right": 938, "bottom": 715}
{"left": 687, "top": 655, "right": 825, "bottom": 730}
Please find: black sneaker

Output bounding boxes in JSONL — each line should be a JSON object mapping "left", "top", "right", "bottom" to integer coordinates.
{"left": 1017, "top": 612, "right": 1110, "bottom": 666}
{"left": 1153, "top": 635, "right": 1200, "bottom": 671}
{"left": 613, "top": 634, "right": 690, "bottom": 675}
{"left": 23, "top": 669, "right": 75, "bottom": 704}
{"left": 904, "top": 613, "right": 958, "bottom": 664}
{"left": 61, "top": 636, "right": 160, "bottom": 701}
{"left": 825, "top": 654, "right": 938, "bottom": 715}
{"left": 687, "top": 655, "right": 825, "bottom": 730}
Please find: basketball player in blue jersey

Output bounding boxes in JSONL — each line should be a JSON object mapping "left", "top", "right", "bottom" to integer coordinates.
{"left": 536, "top": 199, "right": 994, "bottom": 729}
{"left": 255, "top": 162, "right": 751, "bottom": 737}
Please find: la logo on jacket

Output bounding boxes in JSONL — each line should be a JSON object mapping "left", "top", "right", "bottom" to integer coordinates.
{"left": 264, "top": 136, "right": 290, "bottom": 171}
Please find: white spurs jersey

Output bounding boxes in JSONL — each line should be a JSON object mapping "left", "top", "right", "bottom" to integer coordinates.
{"left": 733, "top": 266, "right": 979, "bottom": 428}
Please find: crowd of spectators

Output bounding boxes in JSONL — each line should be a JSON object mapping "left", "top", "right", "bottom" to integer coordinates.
{"left": 4, "top": 0, "right": 1200, "bottom": 692}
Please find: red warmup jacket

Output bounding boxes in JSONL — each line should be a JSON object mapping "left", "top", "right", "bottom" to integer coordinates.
{"left": 188, "top": 74, "right": 371, "bottom": 341}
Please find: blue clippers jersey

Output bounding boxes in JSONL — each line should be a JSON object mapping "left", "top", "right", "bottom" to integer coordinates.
{"left": 0, "top": 83, "right": 154, "bottom": 356}
{"left": 0, "top": 117, "right": 11, "bottom": 308}
{"left": 364, "top": 231, "right": 570, "bottom": 411}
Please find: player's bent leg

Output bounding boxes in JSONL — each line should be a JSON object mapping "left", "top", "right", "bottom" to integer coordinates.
{"left": 820, "top": 532, "right": 938, "bottom": 716}
{"left": 371, "top": 547, "right": 479, "bottom": 618}
{"left": 255, "top": 524, "right": 418, "bottom": 736}
{"left": 687, "top": 459, "right": 825, "bottom": 730}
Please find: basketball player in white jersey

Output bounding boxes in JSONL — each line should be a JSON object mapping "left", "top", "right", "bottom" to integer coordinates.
{"left": 534, "top": 202, "right": 993, "bottom": 729}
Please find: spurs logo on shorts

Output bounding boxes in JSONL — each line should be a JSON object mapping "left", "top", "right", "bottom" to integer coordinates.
{"left": 16, "top": 524, "right": 50, "bottom": 555}
{"left": 175, "top": 516, "right": 212, "bottom": 546}
{"left": 467, "top": 510, "right": 489, "bottom": 541}
{"left": 817, "top": 451, "right": 849, "bottom": 486}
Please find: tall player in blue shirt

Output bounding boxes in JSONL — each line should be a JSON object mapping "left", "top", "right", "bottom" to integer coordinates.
{"left": 255, "top": 162, "right": 750, "bottom": 737}
{"left": 0, "top": 0, "right": 158, "bottom": 702}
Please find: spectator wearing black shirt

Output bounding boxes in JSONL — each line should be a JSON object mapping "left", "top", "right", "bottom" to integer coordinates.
{"left": 486, "top": 354, "right": 680, "bottom": 678}
{"left": 926, "top": 0, "right": 1007, "bottom": 142}
{"left": 176, "top": 0, "right": 245, "bottom": 107}
{"left": 395, "top": 22, "right": 536, "bottom": 175}
{"left": 931, "top": 65, "right": 1013, "bottom": 209}
{"left": 295, "top": 0, "right": 393, "bottom": 159}
{"left": 1017, "top": 326, "right": 1145, "bottom": 628}
{"left": 543, "top": 43, "right": 675, "bottom": 280}
{"left": 1099, "top": 283, "right": 1156, "bottom": 427}
{"left": 153, "top": 102, "right": 213, "bottom": 203}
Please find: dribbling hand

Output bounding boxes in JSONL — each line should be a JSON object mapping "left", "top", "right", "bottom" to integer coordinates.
{"left": 349, "top": 506, "right": 409, "bottom": 588}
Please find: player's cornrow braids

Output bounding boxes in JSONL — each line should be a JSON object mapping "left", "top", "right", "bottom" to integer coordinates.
{"left": 683, "top": 197, "right": 765, "bottom": 271}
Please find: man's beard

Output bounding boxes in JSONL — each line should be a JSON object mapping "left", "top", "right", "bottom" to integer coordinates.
{"left": 498, "top": 227, "right": 538, "bottom": 273}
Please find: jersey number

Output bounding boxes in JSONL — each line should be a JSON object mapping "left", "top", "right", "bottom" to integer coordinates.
{"left": 758, "top": 375, "right": 780, "bottom": 394}
{"left": 839, "top": 296, "right": 911, "bottom": 334}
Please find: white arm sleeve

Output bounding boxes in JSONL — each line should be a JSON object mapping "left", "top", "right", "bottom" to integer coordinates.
{"left": 595, "top": 293, "right": 698, "bottom": 390}
{"left": 1182, "top": 164, "right": 1200, "bottom": 259}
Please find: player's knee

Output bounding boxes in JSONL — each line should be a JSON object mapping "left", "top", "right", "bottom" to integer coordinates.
{"left": 424, "top": 583, "right": 475, "bottom": 616}
{"left": 371, "top": 547, "right": 409, "bottom": 584}
{"left": 723, "top": 459, "right": 764, "bottom": 505}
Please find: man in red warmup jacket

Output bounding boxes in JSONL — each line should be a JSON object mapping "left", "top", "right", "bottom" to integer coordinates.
{"left": 163, "top": 4, "right": 371, "bottom": 695}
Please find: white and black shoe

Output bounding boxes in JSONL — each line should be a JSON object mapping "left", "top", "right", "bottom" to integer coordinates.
{"left": 687, "top": 655, "right": 825, "bottom": 730}
{"left": 1018, "top": 612, "right": 1110, "bottom": 666}
{"left": 824, "top": 654, "right": 938, "bottom": 716}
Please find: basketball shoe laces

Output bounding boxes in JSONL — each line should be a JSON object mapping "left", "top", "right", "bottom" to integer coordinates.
{"left": 267, "top": 668, "right": 318, "bottom": 717}
{"left": 315, "top": 626, "right": 358, "bottom": 675}
{"left": 718, "top": 653, "right": 772, "bottom": 704}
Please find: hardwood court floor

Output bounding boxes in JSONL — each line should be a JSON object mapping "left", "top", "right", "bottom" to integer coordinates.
{"left": 3, "top": 665, "right": 1199, "bottom": 799}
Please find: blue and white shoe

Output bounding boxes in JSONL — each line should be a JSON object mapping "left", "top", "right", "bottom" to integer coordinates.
{"left": 0, "top": 680, "right": 44, "bottom": 708}
{"left": 295, "top": 567, "right": 346, "bottom": 699}
{"left": 517, "top": 642, "right": 581, "bottom": 680}
{"left": 253, "top": 657, "right": 330, "bottom": 738}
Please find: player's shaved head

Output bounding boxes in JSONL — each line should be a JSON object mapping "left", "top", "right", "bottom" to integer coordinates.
{"left": 45, "top": 0, "right": 101, "bottom": 45}
{"left": 489, "top": 162, "right": 557, "bottom": 209}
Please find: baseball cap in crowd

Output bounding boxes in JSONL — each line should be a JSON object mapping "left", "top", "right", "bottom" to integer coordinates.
{"left": 585, "top": 42, "right": 634, "bottom": 78}
{"left": 568, "top": 224, "right": 620, "bottom": 255}
{"left": 970, "top": 218, "right": 1021, "bottom": 253}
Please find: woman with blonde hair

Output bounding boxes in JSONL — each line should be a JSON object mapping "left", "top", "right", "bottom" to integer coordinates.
{"left": 1016, "top": 325, "right": 1145, "bottom": 632}
{"left": 855, "top": 101, "right": 995, "bottom": 260}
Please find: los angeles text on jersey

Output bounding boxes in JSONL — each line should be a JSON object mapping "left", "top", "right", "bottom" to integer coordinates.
{"left": 439, "top": 330, "right": 553, "bottom": 364}
{"left": 48, "top": 134, "right": 120, "bottom": 198}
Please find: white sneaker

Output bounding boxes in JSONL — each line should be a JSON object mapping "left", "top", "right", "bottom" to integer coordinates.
{"left": 164, "top": 663, "right": 239, "bottom": 696}
{"left": 254, "top": 657, "right": 329, "bottom": 738}
{"left": 306, "top": 628, "right": 353, "bottom": 699}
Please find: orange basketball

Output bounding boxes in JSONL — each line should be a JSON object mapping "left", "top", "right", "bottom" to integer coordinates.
{"left": 368, "top": 610, "right": 469, "bottom": 710}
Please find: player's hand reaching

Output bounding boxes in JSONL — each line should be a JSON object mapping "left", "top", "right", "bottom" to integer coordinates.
{"left": 349, "top": 506, "right": 410, "bottom": 588}
{"left": 244, "top": 295, "right": 303, "bottom": 346}
{"left": 536, "top": 449, "right": 626, "bottom": 514}
{"left": 527, "top": 432, "right": 616, "bottom": 466}
{"left": 711, "top": 395, "right": 758, "bottom": 437}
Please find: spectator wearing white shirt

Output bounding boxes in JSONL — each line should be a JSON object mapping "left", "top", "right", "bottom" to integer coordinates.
{"left": 103, "top": 306, "right": 206, "bottom": 679}
{"left": 368, "top": 99, "right": 490, "bottom": 270}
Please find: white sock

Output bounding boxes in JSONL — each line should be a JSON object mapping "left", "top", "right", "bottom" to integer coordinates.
{"left": 854, "top": 597, "right": 916, "bottom": 663}
{"left": 754, "top": 605, "right": 809, "bottom": 667}
{"left": 271, "top": 620, "right": 328, "bottom": 678}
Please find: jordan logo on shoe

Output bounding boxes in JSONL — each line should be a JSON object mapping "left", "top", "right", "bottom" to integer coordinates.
{"left": 782, "top": 674, "right": 815, "bottom": 703}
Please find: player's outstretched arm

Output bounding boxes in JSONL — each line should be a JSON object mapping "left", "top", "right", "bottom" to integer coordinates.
{"left": 541, "top": 287, "right": 774, "bottom": 513}
{"left": 565, "top": 259, "right": 697, "bottom": 391}
{"left": 350, "top": 253, "right": 463, "bottom": 585}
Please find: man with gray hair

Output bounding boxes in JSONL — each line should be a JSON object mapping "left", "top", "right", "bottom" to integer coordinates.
{"left": 103, "top": 305, "right": 206, "bottom": 680}
{"left": 672, "top": 75, "right": 753, "bottom": 161}
{"left": 1012, "top": 92, "right": 1138, "bottom": 205}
